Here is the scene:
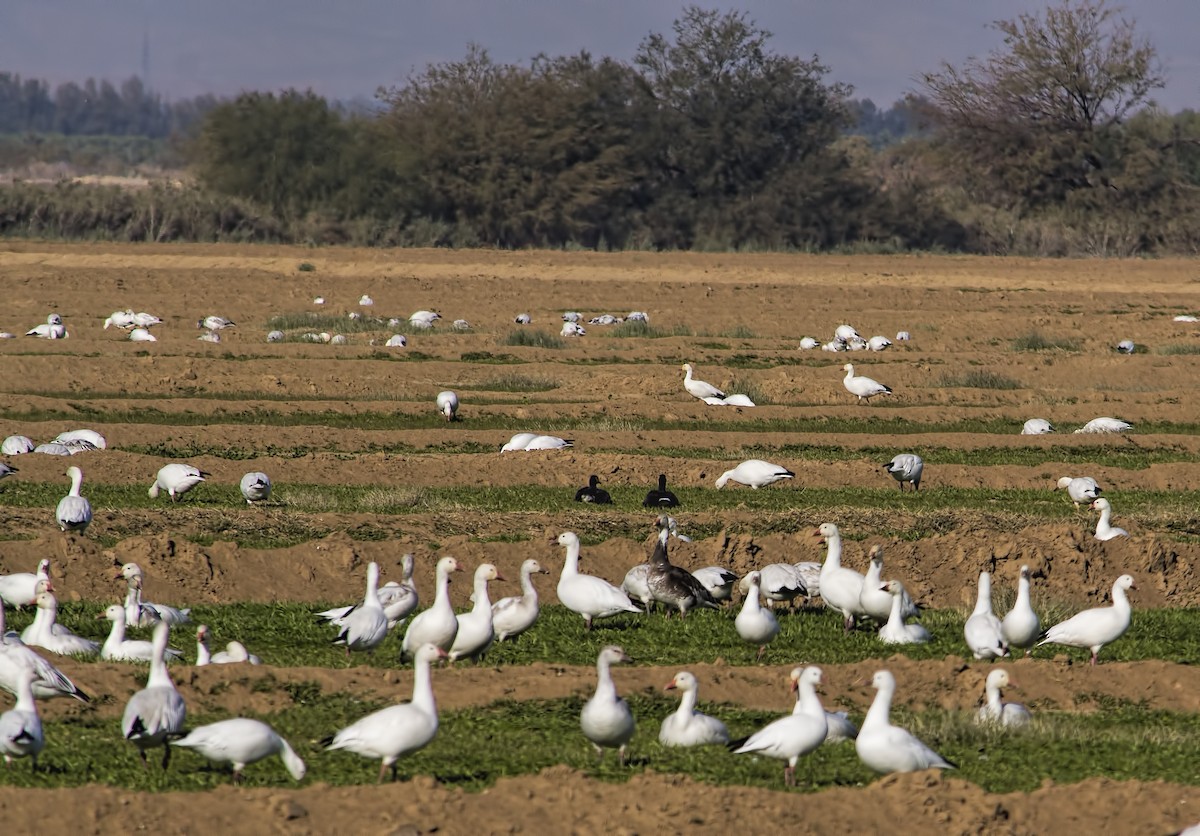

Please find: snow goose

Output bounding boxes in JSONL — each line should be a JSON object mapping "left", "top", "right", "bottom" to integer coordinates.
{"left": 842, "top": 364, "right": 892, "bottom": 404}
{"left": 562, "top": 311, "right": 583, "bottom": 323}
{"left": 501, "top": 432, "right": 538, "bottom": 452}
{"left": 556, "top": 532, "right": 641, "bottom": 629}
{"left": 1, "top": 435, "right": 33, "bottom": 456}
{"left": 104, "top": 309, "right": 137, "bottom": 330}
{"left": 1037, "top": 574, "right": 1135, "bottom": 665}
{"left": 401, "top": 556, "right": 462, "bottom": 660}
{"left": 195, "top": 626, "right": 261, "bottom": 665}
{"left": 198, "top": 315, "right": 235, "bottom": 331}
{"left": 326, "top": 642, "right": 445, "bottom": 781}
{"left": 816, "top": 523, "right": 867, "bottom": 631}
{"left": 22, "top": 591, "right": 100, "bottom": 657}
{"left": 358, "top": 295, "right": 374, "bottom": 307}
{"left": 691, "top": 566, "right": 737, "bottom": 602}
{"left": 1021, "top": 418, "right": 1055, "bottom": 435}
{"left": 740, "top": 563, "right": 805, "bottom": 609}
{"left": 877, "top": 581, "right": 931, "bottom": 645}
{"left": 856, "top": 670, "right": 955, "bottom": 774}
{"left": 172, "top": 718, "right": 305, "bottom": 783}
{"left": 646, "top": 518, "right": 717, "bottom": 617}
{"left": 882, "top": 454, "right": 923, "bottom": 491}
{"left": 1074, "top": 417, "right": 1133, "bottom": 434}
{"left": 492, "top": 559, "right": 548, "bottom": 642}
{"left": 148, "top": 463, "right": 209, "bottom": 501}
{"left": 621, "top": 564, "right": 654, "bottom": 611}
{"left": 385, "top": 334, "right": 407, "bottom": 347}
{"left": 100, "top": 605, "right": 183, "bottom": 663}
{"left": 122, "top": 621, "right": 187, "bottom": 768}
{"left": 317, "top": 555, "right": 419, "bottom": 630}
{"left": 964, "top": 571, "right": 1008, "bottom": 660}
{"left": 681, "top": 363, "right": 725, "bottom": 401}
{"left": 715, "top": 459, "right": 795, "bottom": 489}
{"left": 1174, "top": 314, "right": 1199, "bottom": 322}
{"left": 821, "top": 340, "right": 844, "bottom": 352}
{"left": 835, "top": 324, "right": 861, "bottom": 343}
{"left": 975, "top": 669, "right": 1031, "bottom": 728}
{"left": 1091, "top": 497, "right": 1129, "bottom": 540}
{"left": 524, "top": 434, "right": 573, "bottom": 450}
{"left": 266, "top": 330, "right": 285, "bottom": 342}
{"left": 26, "top": 314, "right": 66, "bottom": 339}
{"left": 642, "top": 473, "right": 680, "bottom": 508}
{"left": 1116, "top": 339, "right": 1136, "bottom": 354}
{"left": 55, "top": 466, "right": 92, "bottom": 534}
{"left": 786, "top": 666, "right": 859, "bottom": 743}
{"left": 54, "top": 429, "right": 106, "bottom": 450}
{"left": 627, "top": 311, "right": 648, "bottom": 322}
{"left": 581, "top": 645, "right": 636, "bottom": 764}
{"left": 0, "top": 601, "right": 90, "bottom": 702}
{"left": 197, "top": 331, "right": 221, "bottom": 343}
{"left": 1001, "top": 566, "right": 1040, "bottom": 655}
{"left": 332, "top": 562, "right": 389, "bottom": 655}
{"left": 132, "top": 312, "right": 161, "bottom": 328}
{"left": 34, "top": 442, "right": 71, "bottom": 456}
{"left": 799, "top": 337, "right": 819, "bottom": 350}
{"left": 574, "top": 474, "right": 612, "bottom": 504}
{"left": 128, "top": 327, "right": 156, "bottom": 342}
{"left": 240, "top": 471, "right": 272, "bottom": 504}
{"left": 660, "top": 672, "right": 729, "bottom": 747}
{"left": 1057, "top": 476, "right": 1101, "bottom": 507}
{"left": 868, "top": 335, "right": 892, "bottom": 351}
{"left": 116, "top": 564, "right": 191, "bottom": 626}
{"left": 561, "top": 321, "right": 586, "bottom": 337}
{"left": 436, "top": 390, "right": 459, "bottom": 421}
{"left": 729, "top": 666, "right": 828, "bottom": 787}
{"left": 859, "top": 546, "right": 918, "bottom": 624}
{"left": 0, "top": 669, "right": 43, "bottom": 770}
{"left": 0, "top": 560, "right": 51, "bottom": 609}
{"left": 448, "top": 563, "right": 503, "bottom": 662}
{"left": 409, "top": 310, "right": 440, "bottom": 329}
{"left": 513, "top": 313, "right": 531, "bottom": 324}
{"left": 734, "top": 571, "right": 780, "bottom": 659}
{"left": 704, "top": 393, "right": 756, "bottom": 407}
{"left": 896, "top": 331, "right": 912, "bottom": 341}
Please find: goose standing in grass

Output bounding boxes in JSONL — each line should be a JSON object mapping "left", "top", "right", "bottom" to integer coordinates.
{"left": 401, "top": 557, "right": 462, "bottom": 660}
{"left": 877, "top": 581, "right": 930, "bottom": 645}
{"left": 681, "top": 363, "right": 725, "bottom": 401}
{"left": 740, "top": 563, "right": 806, "bottom": 610}
{"left": 22, "top": 591, "right": 100, "bottom": 657}
{"left": 1001, "top": 565, "right": 1041, "bottom": 656}
{"left": 0, "top": 669, "right": 43, "bottom": 770}
{"left": 1037, "top": 574, "right": 1135, "bottom": 665}
{"left": 574, "top": 474, "right": 612, "bottom": 504}
{"left": 646, "top": 518, "right": 718, "bottom": 617}
{"left": 149, "top": 463, "right": 209, "bottom": 501}
{"left": 1057, "top": 476, "right": 1101, "bottom": 507}
{"left": 786, "top": 666, "right": 859, "bottom": 743}
{"left": 332, "top": 562, "right": 389, "bottom": 656}
{"left": 735, "top": 571, "right": 780, "bottom": 660}
{"left": 1, "top": 600, "right": 90, "bottom": 702}
{"left": 0, "top": 560, "right": 51, "bottom": 610}
{"left": 581, "top": 645, "right": 635, "bottom": 764}
{"left": 975, "top": 669, "right": 1031, "bottom": 728}
{"left": 882, "top": 454, "right": 923, "bottom": 491}
{"left": 116, "top": 564, "right": 191, "bottom": 626}
{"left": 856, "top": 670, "right": 955, "bottom": 775}
{"left": 55, "top": 466, "right": 92, "bottom": 534}
{"left": 122, "top": 622, "right": 186, "bottom": 768}
{"left": 436, "top": 390, "right": 459, "bottom": 421}
{"left": 239, "top": 471, "right": 272, "bottom": 504}
{"left": 448, "top": 563, "right": 504, "bottom": 662}
{"left": 1, "top": 435, "right": 34, "bottom": 455}
{"left": 1022, "top": 418, "right": 1055, "bottom": 435}
{"left": 556, "top": 532, "right": 641, "bottom": 630}
{"left": 715, "top": 459, "right": 795, "bottom": 489}
{"left": 195, "top": 626, "right": 262, "bottom": 665}
{"left": 642, "top": 473, "right": 680, "bottom": 508}
{"left": 660, "top": 671, "right": 729, "bottom": 747}
{"left": 816, "top": 523, "right": 867, "bottom": 631}
{"left": 964, "top": 571, "right": 1008, "bottom": 661}
{"left": 729, "top": 666, "right": 828, "bottom": 787}
{"left": 859, "top": 546, "right": 918, "bottom": 624}
{"left": 492, "top": 559, "right": 548, "bottom": 642}
{"left": 325, "top": 643, "right": 445, "bottom": 782}
{"left": 621, "top": 563, "right": 654, "bottom": 611}
{"left": 1074, "top": 417, "right": 1133, "bottom": 434}
{"left": 1091, "top": 497, "right": 1129, "bottom": 540}
{"left": 842, "top": 364, "right": 892, "bottom": 404}
{"left": 691, "top": 566, "right": 738, "bottom": 602}
{"left": 100, "top": 605, "right": 183, "bottom": 663}
{"left": 172, "top": 718, "right": 305, "bottom": 783}
{"left": 319, "top": 555, "right": 419, "bottom": 630}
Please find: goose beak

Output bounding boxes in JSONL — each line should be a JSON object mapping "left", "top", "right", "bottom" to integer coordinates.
{"left": 95, "top": 613, "right": 107, "bottom": 621}
{"left": 664, "top": 680, "right": 677, "bottom": 691}
{"left": 495, "top": 572, "right": 507, "bottom": 582}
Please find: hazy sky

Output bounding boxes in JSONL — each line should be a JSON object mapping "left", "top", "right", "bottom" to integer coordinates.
{"left": 4, "top": 1, "right": 1197, "bottom": 111}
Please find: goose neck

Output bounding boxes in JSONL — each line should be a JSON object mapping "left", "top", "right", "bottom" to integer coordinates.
{"left": 862, "top": 681, "right": 893, "bottom": 730}
{"left": 411, "top": 654, "right": 437, "bottom": 712}
{"left": 676, "top": 685, "right": 698, "bottom": 717}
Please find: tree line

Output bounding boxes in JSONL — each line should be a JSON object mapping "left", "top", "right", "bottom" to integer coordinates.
{"left": 2, "top": 2, "right": 1197, "bottom": 255}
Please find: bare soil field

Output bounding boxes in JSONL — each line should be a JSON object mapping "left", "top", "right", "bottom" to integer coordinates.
{"left": 2, "top": 244, "right": 1200, "bottom": 834}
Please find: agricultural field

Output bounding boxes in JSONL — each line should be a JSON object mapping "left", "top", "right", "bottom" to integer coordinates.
{"left": 1, "top": 243, "right": 1200, "bottom": 833}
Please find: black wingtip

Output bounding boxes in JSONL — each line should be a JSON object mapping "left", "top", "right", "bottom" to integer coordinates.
{"left": 726, "top": 736, "right": 750, "bottom": 752}
{"left": 318, "top": 734, "right": 335, "bottom": 748}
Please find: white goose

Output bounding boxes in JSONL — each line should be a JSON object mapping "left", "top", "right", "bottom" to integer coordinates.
{"left": 659, "top": 671, "right": 729, "bottom": 747}
{"left": 239, "top": 471, "right": 272, "bottom": 504}
{"left": 1, "top": 435, "right": 34, "bottom": 455}
{"left": 691, "top": 566, "right": 738, "bottom": 602}
{"left": 681, "top": 363, "right": 725, "bottom": 401}
{"left": 500, "top": 432, "right": 539, "bottom": 452}
{"left": 122, "top": 622, "right": 187, "bottom": 768}
{"left": 975, "top": 669, "right": 1031, "bottom": 728}
{"left": 0, "top": 669, "right": 43, "bottom": 769}
{"left": 26, "top": 313, "right": 66, "bottom": 339}
{"left": 198, "top": 315, "right": 236, "bottom": 331}
{"left": 448, "top": 563, "right": 503, "bottom": 662}
{"left": 1000, "top": 565, "right": 1041, "bottom": 655}
{"left": 556, "top": 532, "right": 641, "bottom": 629}
{"left": 622, "top": 564, "right": 654, "bottom": 610}
{"left": 195, "top": 626, "right": 261, "bottom": 665}
{"left": 401, "top": 557, "right": 462, "bottom": 661}
{"left": 842, "top": 363, "right": 892, "bottom": 404}
{"left": 741, "top": 563, "right": 806, "bottom": 609}
{"left": 785, "top": 667, "right": 859, "bottom": 743}
{"left": 580, "top": 645, "right": 635, "bottom": 764}
{"left": 53, "top": 429, "right": 106, "bottom": 450}
{"left": 1091, "top": 498, "right": 1129, "bottom": 540}
{"left": 332, "top": 562, "right": 389, "bottom": 655}
{"left": 1037, "top": 574, "right": 1135, "bottom": 665}
{"left": 835, "top": 324, "right": 861, "bottom": 343}
{"left": 858, "top": 545, "right": 917, "bottom": 624}
{"left": 0, "top": 560, "right": 51, "bottom": 609}
{"left": 22, "top": 591, "right": 100, "bottom": 657}
{"left": 492, "top": 559, "right": 548, "bottom": 642}
{"left": 714, "top": 459, "right": 795, "bottom": 489}
{"left": 100, "top": 605, "right": 183, "bottom": 663}
{"left": 856, "top": 670, "right": 955, "bottom": 774}
{"left": 436, "top": 390, "right": 459, "bottom": 421}
{"left": 964, "top": 571, "right": 1008, "bottom": 660}
{"left": 735, "top": 571, "right": 780, "bottom": 660}
{"left": 1057, "top": 476, "right": 1101, "bottom": 506}
{"left": 882, "top": 454, "right": 923, "bottom": 491}
{"left": 55, "top": 466, "right": 92, "bottom": 534}
{"left": 1074, "top": 417, "right": 1133, "bottom": 434}
{"left": 172, "top": 718, "right": 305, "bottom": 783}
{"left": 326, "top": 642, "right": 445, "bottom": 782}
{"left": 523, "top": 434, "right": 573, "bottom": 450}
{"left": 148, "top": 463, "right": 209, "bottom": 501}
{"left": 730, "top": 666, "right": 828, "bottom": 787}
{"left": 0, "top": 600, "right": 90, "bottom": 702}
{"left": 877, "top": 581, "right": 931, "bottom": 645}
{"left": 116, "top": 564, "right": 191, "bottom": 626}
{"left": 816, "top": 523, "right": 867, "bottom": 631}
{"left": 1021, "top": 418, "right": 1055, "bottom": 435}
{"left": 318, "top": 555, "right": 418, "bottom": 629}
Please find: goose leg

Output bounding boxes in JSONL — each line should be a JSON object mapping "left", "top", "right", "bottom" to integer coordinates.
{"left": 784, "top": 765, "right": 795, "bottom": 787}
{"left": 161, "top": 744, "right": 172, "bottom": 770}
{"left": 618, "top": 744, "right": 627, "bottom": 766}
